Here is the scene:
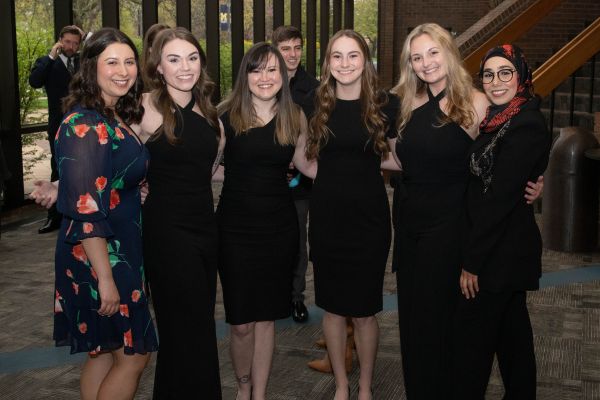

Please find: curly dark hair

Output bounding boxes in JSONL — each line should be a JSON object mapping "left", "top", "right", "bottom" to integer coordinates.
{"left": 63, "top": 27, "right": 144, "bottom": 124}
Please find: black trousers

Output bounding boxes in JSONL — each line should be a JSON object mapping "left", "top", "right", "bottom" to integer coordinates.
{"left": 292, "top": 198, "right": 309, "bottom": 302}
{"left": 452, "top": 290, "right": 536, "bottom": 400}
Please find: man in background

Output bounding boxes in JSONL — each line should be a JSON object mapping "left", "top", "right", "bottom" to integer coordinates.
{"left": 29, "top": 25, "right": 82, "bottom": 234}
{"left": 272, "top": 25, "right": 319, "bottom": 323}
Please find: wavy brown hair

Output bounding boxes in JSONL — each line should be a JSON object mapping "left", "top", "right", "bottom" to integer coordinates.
{"left": 391, "top": 23, "right": 475, "bottom": 137}
{"left": 141, "top": 23, "right": 170, "bottom": 90}
{"left": 306, "top": 30, "right": 389, "bottom": 160}
{"left": 144, "top": 27, "right": 219, "bottom": 145}
{"left": 217, "top": 42, "right": 300, "bottom": 146}
{"left": 63, "top": 28, "right": 144, "bottom": 124}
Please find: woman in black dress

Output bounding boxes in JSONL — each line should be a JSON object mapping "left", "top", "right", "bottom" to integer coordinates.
{"left": 306, "top": 30, "right": 399, "bottom": 400}
{"left": 386, "top": 23, "right": 489, "bottom": 398}
{"left": 136, "top": 28, "right": 224, "bottom": 399}
{"left": 386, "top": 24, "right": 543, "bottom": 399}
{"left": 452, "top": 45, "right": 551, "bottom": 399}
{"left": 217, "top": 42, "right": 315, "bottom": 400}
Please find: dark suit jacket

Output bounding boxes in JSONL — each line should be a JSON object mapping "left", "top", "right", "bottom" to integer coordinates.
{"left": 29, "top": 55, "right": 78, "bottom": 137}
{"left": 290, "top": 65, "right": 319, "bottom": 107}
{"left": 463, "top": 97, "right": 552, "bottom": 292}
{"left": 289, "top": 66, "right": 319, "bottom": 200}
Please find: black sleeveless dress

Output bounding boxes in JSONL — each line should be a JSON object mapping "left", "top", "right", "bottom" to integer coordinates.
{"left": 393, "top": 88, "right": 471, "bottom": 398}
{"left": 309, "top": 98, "right": 391, "bottom": 317}
{"left": 143, "top": 98, "right": 222, "bottom": 399}
{"left": 217, "top": 113, "right": 298, "bottom": 325}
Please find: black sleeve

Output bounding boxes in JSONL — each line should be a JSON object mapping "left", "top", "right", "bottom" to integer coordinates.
{"left": 300, "top": 88, "right": 317, "bottom": 119}
{"left": 29, "top": 56, "right": 54, "bottom": 88}
{"left": 383, "top": 93, "right": 400, "bottom": 139}
{"left": 463, "top": 112, "right": 551, "bottom": 274}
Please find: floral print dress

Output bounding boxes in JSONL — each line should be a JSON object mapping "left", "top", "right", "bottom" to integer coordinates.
{"left": 53, "top": 105, "right": 158, "bottom": 355}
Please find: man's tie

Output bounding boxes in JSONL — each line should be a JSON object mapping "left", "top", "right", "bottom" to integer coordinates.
{"left": 67, "top": 57, "right": 74, "bottom": 75}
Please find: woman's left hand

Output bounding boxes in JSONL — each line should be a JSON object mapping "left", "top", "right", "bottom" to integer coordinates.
{"left": 460, "top": 268, "right": 479, "bottom": 299}
{"left": 525, "top": 175, "right": 544, "bottom": 204}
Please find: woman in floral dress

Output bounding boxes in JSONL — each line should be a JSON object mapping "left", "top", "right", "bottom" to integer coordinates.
{"left": 53, "top": 28, "right": 158, "bottom": 399}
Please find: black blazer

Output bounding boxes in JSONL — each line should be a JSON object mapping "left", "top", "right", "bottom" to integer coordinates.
{"left": 29, "top": 55, "right": 78, "bottom": 136}
{"left": 463, "top": 97, "right": 551, "bottom": 292}
{"left": 289, "top": 66, "right": 319, "bottom": 200}
{"left": 290, "top": 65, "right": 319, "bottom": 106}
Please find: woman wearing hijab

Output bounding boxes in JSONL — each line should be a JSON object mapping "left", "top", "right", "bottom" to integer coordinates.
{"left": 452, "top": 44, "right": 552, "bottom": 399}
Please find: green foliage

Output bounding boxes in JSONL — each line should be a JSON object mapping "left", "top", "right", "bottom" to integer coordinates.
{"left": 15, "top": 6, "right": 53, "bottom": 125}
{"left": 354, "top": 0, "right": 378, "bottom": 57}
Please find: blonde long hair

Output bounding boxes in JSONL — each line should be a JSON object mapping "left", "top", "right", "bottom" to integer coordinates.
{"left": 218, "top": 42, "right": 300, "bottom": 146}
{"left": 391, "top": 23, "right": 475, "bottom": 136}
{"left": 306, "top": 30, "right": 389, "bottom": 160}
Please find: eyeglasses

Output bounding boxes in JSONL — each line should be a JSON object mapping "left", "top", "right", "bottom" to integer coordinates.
{"left": 481, "top": 69, "right": 516, "bottom": 84}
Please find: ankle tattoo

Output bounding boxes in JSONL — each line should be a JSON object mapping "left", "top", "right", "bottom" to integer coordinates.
{"left": 236, "top": 374, "right": 251, "bottom": 384}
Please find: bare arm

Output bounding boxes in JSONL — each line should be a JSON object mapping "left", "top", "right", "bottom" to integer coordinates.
{"left": 381, "top": 138, "right": 402, "bottom": 171}
{"left": 291, "top": 112, "right": 317, "bottom": 179}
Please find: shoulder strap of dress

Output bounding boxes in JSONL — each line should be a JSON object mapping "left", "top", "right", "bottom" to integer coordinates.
{"left": 426, "top": 85, "right": 446, "bottom": 103}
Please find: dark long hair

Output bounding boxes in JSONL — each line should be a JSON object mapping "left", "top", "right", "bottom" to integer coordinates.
{"left": 63, "top": 28, "right": 144, "bottom": 124}
{"left": 218, "top": 42, "right": 300, "bottom": 145}
{"left": 144, "top": 27, "right": 218, "bottom": 145}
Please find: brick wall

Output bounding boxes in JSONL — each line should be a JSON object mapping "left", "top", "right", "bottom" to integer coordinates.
{"left": 389, "top": 0, "right": 600, "bottom": 71}
{"left": 514, "top": 0, "right": 600, "bottom": 69}
{"left": 388, "top": 0, "right": 491, "bottom": 83}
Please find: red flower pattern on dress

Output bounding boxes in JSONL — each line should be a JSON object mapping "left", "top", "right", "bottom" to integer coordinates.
{"left": 72, "top": 282, "right": 79, "bottom": 295}
{"left": 131, "top": 290, "right": 141, "bottom": 303}
{"left": 90, "top": 268, "right": 98, "bottom": 281}
{"left": 72, "top": 244, "right": 88, "bottom": 263}
{"left": 124, "top": 329, "right": 133, "bottom": 347}
{"left": 120, "top": 304, "right": 130, "bottom": 317}
{"left": 83, "top": 222, "right": 94, "bottom": 234}
{"left": 115, "top": 127, "right": 125, "bottom": 140}
{"left": 77, "top": 193, "right": 99, "bottom": 214}
{"left": 78, "top": 322, "right": 87, "bottom": 334}
{"left": 95, "top": 176, "right": 108, "bottom": 191}
{"left": 66, "top": 269, "right": 73, "bottom": 279}
{"left": 96, "top": 123, "right": 109, "bottom": 145}
{"left": 74, "top": 124, "right": 90, "bottom": 138}
{"left": 109, "top": 189, "right": 120, "bottom": 210}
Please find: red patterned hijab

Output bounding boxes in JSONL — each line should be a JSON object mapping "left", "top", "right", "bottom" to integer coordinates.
{"left": 479, "top": 44, "right": 534, "bottom": 133}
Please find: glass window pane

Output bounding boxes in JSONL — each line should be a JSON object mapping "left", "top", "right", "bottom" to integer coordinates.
{"left": 158, "top": 0, "right": 176, "bottom": 27}
{"left": 73, "top": 0, "right": 102, "bottom": 33}
{"left": 16, "top": 0, "right": 53, "bottom": 126}
{"left": 120, "top": 0, "right": 143, "bottom": 52}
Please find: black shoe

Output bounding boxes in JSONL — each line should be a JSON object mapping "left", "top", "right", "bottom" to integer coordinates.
{"left": 291, "top": 301, "right": 309, "bottom": 323}
{"left": 38, "top": 217, "right": 61, "bottom": 234}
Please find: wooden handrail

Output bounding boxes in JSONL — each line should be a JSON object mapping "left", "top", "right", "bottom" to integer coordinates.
{"left": 463, "top": 0, "right": 563, "bottom": 75}
{"left": 533, "top": 17, "right": 600, "bottom": 97}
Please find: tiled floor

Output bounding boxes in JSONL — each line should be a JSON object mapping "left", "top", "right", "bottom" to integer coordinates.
{"left": 1, "top": 196, "right": 600, "bottom": 399}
